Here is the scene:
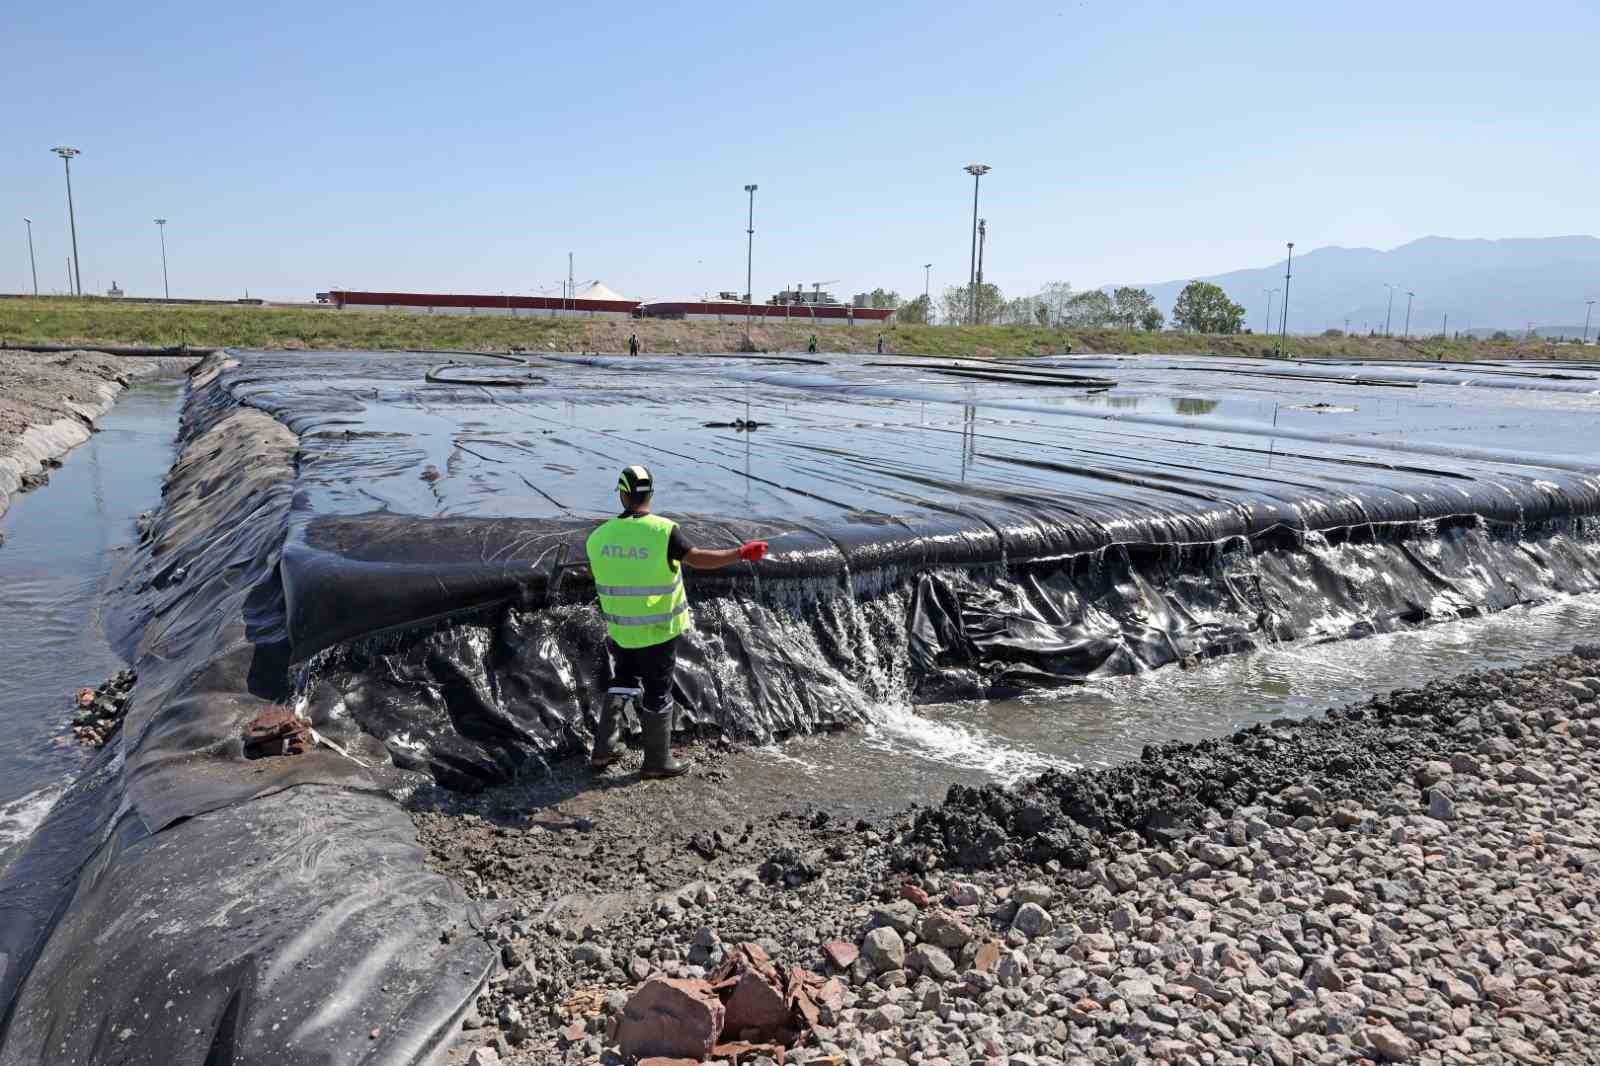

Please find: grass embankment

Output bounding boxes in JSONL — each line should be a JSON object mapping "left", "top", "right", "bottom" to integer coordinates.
{"left": 0, "top": 296, "right": 1576, "bottom": 361}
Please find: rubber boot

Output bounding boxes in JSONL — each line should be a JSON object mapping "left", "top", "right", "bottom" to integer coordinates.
{"left": 640, "top": 702, "right": 689, "bottom": 780}
{"left": 590, "top": 688, "right": 635, "bottom": 769}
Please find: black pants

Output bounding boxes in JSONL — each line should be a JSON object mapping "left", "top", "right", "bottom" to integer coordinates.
{"left": 608, "top": 637, "right": 678, "bottom": 715}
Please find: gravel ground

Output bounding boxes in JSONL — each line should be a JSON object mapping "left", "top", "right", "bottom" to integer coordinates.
{"left": 416, "top": 645, "right": 1600, "bottom": 1066}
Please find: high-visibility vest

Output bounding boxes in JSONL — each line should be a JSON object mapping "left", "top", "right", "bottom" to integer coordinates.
{"left": 585, "top": 513, "right": 690, "bottom": 648}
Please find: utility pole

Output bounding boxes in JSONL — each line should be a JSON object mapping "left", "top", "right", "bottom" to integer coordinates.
{"left": 976, "top": 219, "right": 987, "bottom": 323}
{"left": 1442, "top": 313, "right": 1447, "bottom": 339}
{"left": 1384, "top": 283, "right": 1397, "bottom": 336}
{"left": 52, "top": 147, "right": 82, "bottom": 296}
{"left": 1404, "top": 290, "right": 1414, "bottom": 339}
{"left": 743, "top": 184, "right": 757, "bottom": 345}
{"left": 1278, "top": 242, "right": 1294, "bottom": 354}
{"left": 154, "top": 218, "right": 169, "bottom": 299}
{"left": 923, "top": 263, "right": 932, "bottom": 318}
{"left": 1262, "top": 288, "right": 1278, "bottom": 334}
{"left": 1344, "top": 318, "right": 1350, "bottom": 335}
{"left": 23, "top": 218, "right": 38, "bottom": 296}
{"left": 1584, "top": 300, "right": 1595, "bottom": 344}
{"left": 963, "top": 164, "right": 991, "bottom": 325}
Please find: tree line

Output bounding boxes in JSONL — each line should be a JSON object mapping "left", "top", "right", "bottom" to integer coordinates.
{"left": 888, "top": 280, "right": 1246, "bottom": 333}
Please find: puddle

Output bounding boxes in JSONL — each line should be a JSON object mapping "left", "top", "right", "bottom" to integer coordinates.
{"left": 732, "top": 592, "right": 1600, "bottom": 817}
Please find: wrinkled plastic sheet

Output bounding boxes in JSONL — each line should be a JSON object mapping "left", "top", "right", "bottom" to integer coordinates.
{"left": 0, "top": 365, "right": 491, "bottom": 1066}
{"left": 225, "top": 349, "right": 1600, "bottom": 789}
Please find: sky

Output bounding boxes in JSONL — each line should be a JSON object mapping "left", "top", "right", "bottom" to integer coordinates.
{"left": 4, "top": 0, "right": 1597, "bottom": 306}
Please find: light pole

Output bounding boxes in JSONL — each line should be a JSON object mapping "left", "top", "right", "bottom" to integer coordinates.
{"left": 23, "top": 218, "right": 38, "bottom": 296}
{"left": 1262, "top": 287, "right": 1279, "bottom": 334}
{"left": 963, "top": 164, "right": 991, "bottom": 325}
{"left": 154, "top": 218, "right": 170, "bottom": 299}
{"left": 1383, "top": 283, "right": 1397, "bottom": 336}
{"left": 976, "top": 219, "right": 987, "bottom": 306}
{"left": 923, "top": 263, "right": 932, "bottom": 320}
{"left": 52, "top": 147, "right": 82, "bottom": 296}
{"left": 743, "top": 184, "right": 757, "bottom": 345}
{"left": 1403, "top": 290, "right": 1414, "bottom": 339}
{"left": 1584, "top": 300, "right": 1595, "bottom": 344}
{"left": 1278, "top": 242, "right": 1294, "bottom": 354}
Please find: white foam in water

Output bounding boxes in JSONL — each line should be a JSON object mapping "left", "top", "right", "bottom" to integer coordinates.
{"left": 859, "top": 701, "right": 1079, "bottom": 784}
{"left": 0, "top": 780, "right": 69, "bottom": 853}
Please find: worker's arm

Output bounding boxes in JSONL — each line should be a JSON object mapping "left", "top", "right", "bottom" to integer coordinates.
{"left": 682, "top": 541, "right": 768, "bottom": 571}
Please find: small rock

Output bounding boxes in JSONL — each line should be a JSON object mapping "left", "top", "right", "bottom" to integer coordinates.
{"left": 907, "top": 943, "right": 957, "bottom": 982}
{"left": 1415, "top": 760, "right": 1453, "bottom": 787}
{"left": 504, "top": 961, "right": 542, "bottom": 996}
{"left": 1013, "top": 882, "right": 1053, "bottom": 906}
{"left": 861, "top": 927, "right": 906, "bottom": 974}
{"left": 822, "top": 940, "right": 859, "bottom": 970}
{"left": 618, "top": 978, "right": 725, "bottom": 1062}
{"left": 920, "top": 910, "right": 975, "bottom": 950}
{"left": 996, "top": 950, "right": 1030, "bottom": 988}
{"left": 574, "top": 943, "right": 613, "bottom": 969}
{"left": 900, "top": 883, "right": 930, "bottom": 908}
{"left": 1360, "top": 1023, "right": 1418, "bottom": 1062}
{"left": 467, "top": 1048, "right": 501, "bottom": 1066}
{"left": 1011, "top": 902, "right": 1054, "bottom": 939}
{"left": 947, "top": 882, "right": 983, "bottom": 907}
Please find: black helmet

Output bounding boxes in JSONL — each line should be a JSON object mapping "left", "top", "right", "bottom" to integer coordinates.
{"left": 617, "top": 464, "right": 654, "bottom": 496}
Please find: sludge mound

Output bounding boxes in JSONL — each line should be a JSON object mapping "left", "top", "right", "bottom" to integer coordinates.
{"left": 891, "top": 662, "right": 1574, "bottom": 873}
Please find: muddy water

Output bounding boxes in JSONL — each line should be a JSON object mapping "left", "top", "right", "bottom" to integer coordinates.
{"left": 734, "top": 593, "right": 1600, "bottom": 817}
{"left": 0, "top": 380, "right": 183, "bottom": 855}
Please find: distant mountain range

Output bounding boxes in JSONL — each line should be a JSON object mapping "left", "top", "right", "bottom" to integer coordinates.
{"left": 1132, "top": 236, "right": 1600, "bottom": 336}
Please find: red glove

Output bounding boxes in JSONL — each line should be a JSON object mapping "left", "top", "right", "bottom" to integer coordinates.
{"left": 738, "top": 540, "right": 769, "bottom": 562}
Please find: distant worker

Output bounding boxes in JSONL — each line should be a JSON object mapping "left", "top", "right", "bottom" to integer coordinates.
{"left": 876, "top": 334, "right": 885, "bottom": 354}
{"left": 628, "top": 333, "right": 640, "bottom": 357}
{"left": 807, "top": 334, "right": 818, "bottom": 354}
{"left": 585, "top": 465, "right": 768, "bottom": 779}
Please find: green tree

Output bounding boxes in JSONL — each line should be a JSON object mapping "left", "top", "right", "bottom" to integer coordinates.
{"left": 1172, "top": 282, "right": 1245, "bottom": 334}
{"left": 942, "top": 282, "right": 1004, "bottom": 325}
{"left": 896, "top": 294, "right": 932, "bottom": 325}
{"left": 1110, "top": 287, "right": 1158, "bottom": 329}
{"left": 1139, "top": 306, "right": 1165, "bottom": 331}
{"left": 866, "top": 288, "right": 902, "bottom": 309}
{"left": 1062, "top": 289, "right": 1113, "bottom": 328}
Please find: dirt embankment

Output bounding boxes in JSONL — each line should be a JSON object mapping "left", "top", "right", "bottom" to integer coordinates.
{"left": 415, "top": 646, "right": 1600, "bottom": 1066}
{"left": 0, "top": 349, "right": 194, "bottom": 521}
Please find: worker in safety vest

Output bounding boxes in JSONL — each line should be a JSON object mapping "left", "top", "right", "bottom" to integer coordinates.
{"left": 585, "top": 465, "right": 768, "bottom": 778}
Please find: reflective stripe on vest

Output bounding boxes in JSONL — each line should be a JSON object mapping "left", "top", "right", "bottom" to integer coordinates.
{"left": 585, "top": 513, "right": 691, "bottom": 649}
{"left": 601, "top": 602, "right": 690, "bottom": 627}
